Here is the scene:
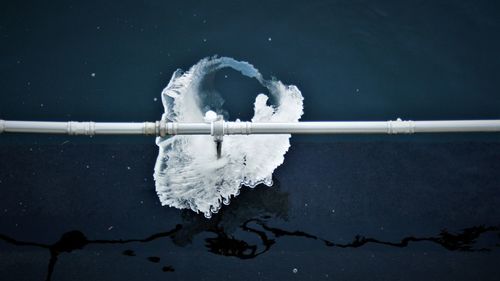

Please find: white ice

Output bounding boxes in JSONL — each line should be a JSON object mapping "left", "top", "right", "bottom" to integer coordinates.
{"left": 153, "top": 56, "right": 304, "bottom": 218}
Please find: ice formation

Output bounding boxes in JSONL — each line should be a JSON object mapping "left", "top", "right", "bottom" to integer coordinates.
{"left": 153, "top": 56, "right": 303, "bottom": 218}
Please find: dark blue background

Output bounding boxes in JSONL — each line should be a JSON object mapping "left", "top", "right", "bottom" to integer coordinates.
{"left": 1, "top": 1, "right": 500, "bottom": 280}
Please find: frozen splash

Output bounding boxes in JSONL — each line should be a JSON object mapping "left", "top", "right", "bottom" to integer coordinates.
{"left": 153, "top": 56, "right": 303, "bottom": 218}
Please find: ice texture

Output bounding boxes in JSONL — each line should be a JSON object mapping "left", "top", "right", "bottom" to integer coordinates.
{"left": 153, "top": 56, "right": 303, "bottom": 218}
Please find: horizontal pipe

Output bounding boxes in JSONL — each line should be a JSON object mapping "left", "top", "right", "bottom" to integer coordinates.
{"left": 1, "top": 119, "right": 500, "bottom": 136}
{"left": 229, "top": 120, "right": 500, "bottom": 134}
{"left": 0, "top": 121, "right": 154, "bottom": 135}
{"left": 413, "top": 120, "right": 500, "bottom": 133}
{"left": 247, "top": 122, "right": 390, "bottom": 134}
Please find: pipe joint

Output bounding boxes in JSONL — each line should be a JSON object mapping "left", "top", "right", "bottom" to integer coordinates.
{"left": 211, "top": 116, "right": 225, "bottom": 158}
{"left": 144, "top": 122, "right": 157, "bottom": 135}
{"left": 388, "top": 118, "right": 415, "bottom": 134}
{"left": 211, "top": 116, "right": 225, "bottom": 142}
{"left": 166, "top": 121, "right": 176, "bottom": 136}
{"left": 68, "top": 121, "right": 95, "bottom": 135}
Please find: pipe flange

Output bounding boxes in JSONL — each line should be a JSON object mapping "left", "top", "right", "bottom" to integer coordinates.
{"left": 160, "top": 120, "right": 167, "bottom": 137}
{"left": 143, "top": 121, "right": 156, "bottom": 136}
{"left": 0, "top": 120, "right": 5, "bottom": 133}
{"left": 212, "top": 116, "right": 224, "bottom": 142}
{"left": 212, "top": 116, "right": 224, "bottom": 159}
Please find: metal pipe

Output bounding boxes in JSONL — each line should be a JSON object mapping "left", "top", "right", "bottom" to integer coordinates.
{"left": 246, "top": 122, "right": 391, "bottom": 134}
{"left": 0, "top": 121, "right": 156, "bottom": 135}
{"left": 1, "top": 119, "right": 500, "bottom": 136}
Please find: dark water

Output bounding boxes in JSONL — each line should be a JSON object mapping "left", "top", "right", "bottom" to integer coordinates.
{"left": 1, "top": 1, "right": 500, "bottom": 280}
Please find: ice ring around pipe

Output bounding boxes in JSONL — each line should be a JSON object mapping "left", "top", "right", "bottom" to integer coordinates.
{"left": 153, "top": 56, "right": 304, "bottom": 218}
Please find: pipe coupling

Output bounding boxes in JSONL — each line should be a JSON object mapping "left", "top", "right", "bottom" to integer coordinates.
{"left": 388, "top": 118, "right": 415, "bottom": 134}
{"left": 68, "top": 121, "right": 95, "bottom": 135}
{"left": 211, "top": 116, "right": 225, "bottom": 142}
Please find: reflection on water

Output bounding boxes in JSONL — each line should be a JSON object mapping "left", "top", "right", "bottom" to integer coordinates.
{"left": 0, "top": 226, "right": 181, "bottom": 281}
{"left": 243, "top": 219, "right": 500, "bottom": 252}
{"left": 0, "top": 181, "right": 499, "bottom": 280}
{"left": 171, "top": 179, "right": 289, "bottom": 248}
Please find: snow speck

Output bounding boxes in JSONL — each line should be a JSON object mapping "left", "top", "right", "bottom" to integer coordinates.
{"left": 203, "top": 38, "right": 207, "bottom": 42}
{"left": 268, "top": 37, "right": 272, "bottom": 41}
{"left": 127, "top": 166, "right": 131, "bottom": 170}
{"left": 107, "top": 226, "right": 114, "bottom": 230}
{"left": 292, "top": 268, "right": 298, "bottom": 274}
{"left": 40, "top": 103, "right": 44, "bottom": 107}
{"left": 96, "top": 26, "right": 101, "bottom": 30}
{"left": 153, "top": 97, "right": 158, "bottom": 102}
{"left": 355, "top": 88, "right": 360, "bottom": 93}
{"left": 91, "top": 73, "right": 96, "bottom": 77}
{"left": 86, "top": 165, "right": 90, "bottom": 169}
